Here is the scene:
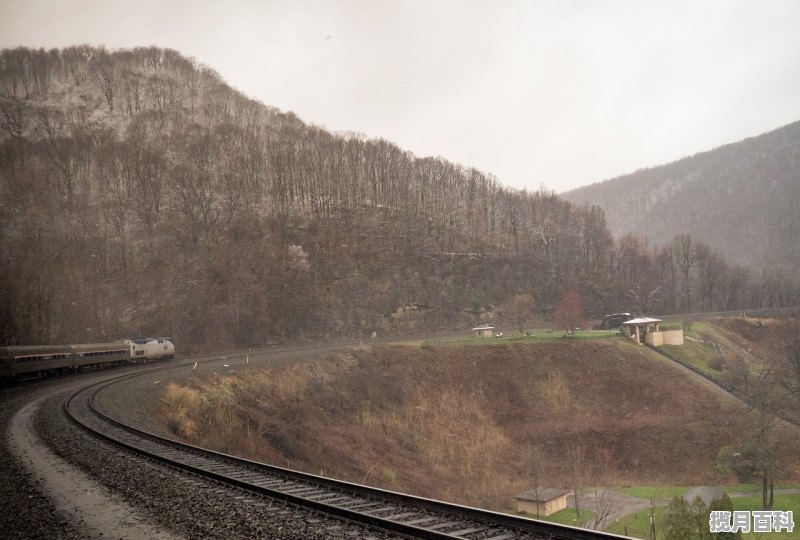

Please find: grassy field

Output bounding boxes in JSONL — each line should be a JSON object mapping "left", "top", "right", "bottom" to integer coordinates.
{"left": 604, "top": 487, "right": 800, "bottom": 539}
{"left": 660, "top": 321, "right": 727, "bottom": 377}
{"left": 731, "top": 493, "right": 800, "bottom": 539}
{"left": 426, "top": 329, "right": 620, "bottom": 347}
{"left": 617, "top": 486, "right": 691, "bottom": 500}
{"left": 525, "top": 507, "right": 596, "bottom": 528}
{"left": 605, "top": 505, "right": 665, "bottom": 539}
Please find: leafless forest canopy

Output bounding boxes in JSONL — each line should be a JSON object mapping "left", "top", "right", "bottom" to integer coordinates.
{"left": 1, "top": 46, "right": 797, "bottom": 349}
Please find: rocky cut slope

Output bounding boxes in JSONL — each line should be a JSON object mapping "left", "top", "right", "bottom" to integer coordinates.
{"left": 564, "top": 120, "right": 800, "bottom": 279}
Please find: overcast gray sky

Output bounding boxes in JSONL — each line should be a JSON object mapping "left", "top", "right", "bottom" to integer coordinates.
{"left": 2, "top": 0, "right": 800, "bottom": 193}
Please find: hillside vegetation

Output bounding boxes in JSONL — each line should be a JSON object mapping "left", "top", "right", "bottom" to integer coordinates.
{"left": 1, "top": 46, "right": 797, "bottom": 350}
{"left": 159, "top": 339, "right": 777, "bottom": 510}
{"left": 564, "top": 120, "right": 800, "bottom": 282}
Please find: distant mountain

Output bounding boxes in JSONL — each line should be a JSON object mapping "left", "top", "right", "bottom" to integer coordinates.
{"left": 564, "top": 121, "right": 800, "bottom": 279}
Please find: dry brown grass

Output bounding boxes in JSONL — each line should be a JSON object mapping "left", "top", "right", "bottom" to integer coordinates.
{"left": 159, "top": 339, "right": 798, "bottom": 510}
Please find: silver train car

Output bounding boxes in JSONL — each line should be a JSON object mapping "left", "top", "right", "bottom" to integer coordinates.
{"left": 0, "top": 338, "right": 175, "bottom": 380}
{"left": 119, "top": 337, "right": 175, "bottom": 363}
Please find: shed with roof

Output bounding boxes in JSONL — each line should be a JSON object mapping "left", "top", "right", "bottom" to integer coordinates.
{"left": 620, "top": 317, "right": 683, "bottom": 346}
{"left": 472, "top": 324, "right": 495, "bottom": 338}
{"left": 620, "top": 317, "right": 662, "bottom": 344}
{"left": 513, "top": 488, "right": 569, "bottom": 516}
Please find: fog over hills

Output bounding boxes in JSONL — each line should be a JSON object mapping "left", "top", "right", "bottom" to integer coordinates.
{"left": 564, "top": 121, "right": 800, "bottom": 280}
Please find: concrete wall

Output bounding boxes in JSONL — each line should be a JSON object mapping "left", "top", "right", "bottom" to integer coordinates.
{"left": 646, "top": 330, "right": 684, "bottom": 347}
{"left": 646, "top": 332, "right": 662, "bottom": 346}
{"left": 662, "top": 329, "right": 684, "bottom": 345}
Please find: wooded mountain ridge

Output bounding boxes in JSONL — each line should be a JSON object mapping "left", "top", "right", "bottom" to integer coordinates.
{"left": 0, "top": 46, "right": 797, "bottom": 350}
{"left": 564, "top": 120, "right": 800, "bottom": 281}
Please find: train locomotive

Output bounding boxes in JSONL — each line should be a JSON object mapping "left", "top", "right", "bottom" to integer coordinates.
{"left": 0, "top": 337, "right": 175, "bottom": 380}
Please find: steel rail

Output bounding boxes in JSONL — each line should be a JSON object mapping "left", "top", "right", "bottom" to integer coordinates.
{"left": 645, "top": 344, "right": 800, "bottom": 427}
{"left": 64, "top": 367, "right": 633, "bottom": 540}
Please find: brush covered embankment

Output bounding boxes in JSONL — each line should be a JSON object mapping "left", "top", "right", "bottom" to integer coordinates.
{"left": 159, "top": 340, "right": 752, "bottom": 509}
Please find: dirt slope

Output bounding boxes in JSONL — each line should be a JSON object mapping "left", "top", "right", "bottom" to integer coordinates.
{"left": 160, "top": 339, "right": 766, "bottom": 510}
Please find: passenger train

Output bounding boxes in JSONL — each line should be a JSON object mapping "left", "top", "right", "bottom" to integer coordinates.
{"left": 0, "top": 337, "right": 175, "bottom": 380}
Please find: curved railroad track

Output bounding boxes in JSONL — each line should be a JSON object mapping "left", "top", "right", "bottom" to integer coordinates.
{"left": 645, "top": 344, "right": 800, "bottom": 428}
{"left": 65, "top": 365, "right": 632, "bottom": 540}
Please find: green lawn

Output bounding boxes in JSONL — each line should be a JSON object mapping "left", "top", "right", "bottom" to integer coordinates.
{"left": 604, "top": 489, "right": 800, "bottom": 539}
{"left": 661, "top": 339, "right": 725, "bottom": 378}
{"left": 725, "top": 483, "right": 800, "bottom": 495}
{"left": 731, "top": 493, "right": 800, "bottom": 540}
{"left": 617, "top": 486, "right": 691, "bottom": 500}
{"left": 529, "top": 507, "right": 596, "bottom": 527}
{"left": 429, "top": 329, "right": 620, "bottom": 347}
{"left": 611, "top": 482, "right": 800, "bottom": 500}
{"left": 605, "top": 505, "right": 666, "bottom": 539}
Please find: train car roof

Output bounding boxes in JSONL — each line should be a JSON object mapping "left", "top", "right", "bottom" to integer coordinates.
{"left": 69, "top": 343, "right": 131, "bottom": 352}
{"left": 0, "top": 345, "right": 74, "bottom": 357}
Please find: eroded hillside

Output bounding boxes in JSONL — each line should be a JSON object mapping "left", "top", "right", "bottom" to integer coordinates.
{"left": 159, "top": 339, "right": 779, "bottom": 510}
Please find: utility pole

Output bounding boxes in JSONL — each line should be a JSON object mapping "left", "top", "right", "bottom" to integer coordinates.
{"left": 649, "top": 498, "right": 656, "bottom": 540}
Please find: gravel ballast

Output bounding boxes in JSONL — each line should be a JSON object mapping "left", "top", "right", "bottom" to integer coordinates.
{"left": 18, "top": 354, "right": 399, "bottom": 539}
{"left": 1, "top": 381, "right": 86, "bottom": 539}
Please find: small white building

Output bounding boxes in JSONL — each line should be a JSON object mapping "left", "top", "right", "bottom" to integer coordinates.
{"left": 620, "top": 317, "right": 662, "bottom": 344}
{"left": 472, "top": 324, "right": 495, "bottom": 338}
{"left": 621, "top": 317, "right": 683, "bottom": 346}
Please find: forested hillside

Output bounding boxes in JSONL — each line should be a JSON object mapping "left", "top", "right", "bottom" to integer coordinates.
{"left": 564, "top": 121, "right": 800, "bottom": 281}
{"left": 1, "top": 46, "right": 797, "bottom": 350}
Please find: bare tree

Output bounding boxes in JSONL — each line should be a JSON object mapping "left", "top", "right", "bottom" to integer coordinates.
{"left": 90, "top": 50, "right": 116, "bottom": 113}
{"left": 522, "top": 445, "right": 546, "bottom": 517}
{"left": 0, "top": 96, "right": 31, "bottom": 152}
{"left": 587, "top": 490, "right": 620, "bottom": 530}
{"left": 783, "top": 320, "right": 800, "bottom": 399}
{"left": 566, "top": 439, "right": 588, "bottom": 522}
{"left": 627, "top": 284, "right": 662, "bottom": 317}
{"left": 553, "top": 291, "right": 586, "bottom": 335}
{"left": 503, "top": 293, "right": 536, "bottom": 336}
{"left": 741, "top": 356, "right": 799, "bottom": 510}
{"left": 671, "top": 234, "right": 699, "bottom": 313}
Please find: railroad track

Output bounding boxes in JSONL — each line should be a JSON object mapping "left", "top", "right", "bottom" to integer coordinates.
{"left": 645, "top": 344, "right": 800, "bottom": 428}
{"left": 65, "top": 368, "right": 631, "bottom": 540}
